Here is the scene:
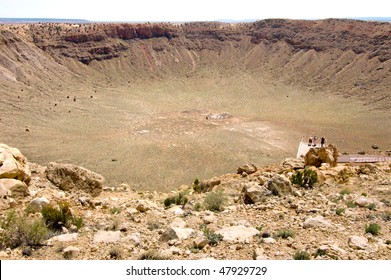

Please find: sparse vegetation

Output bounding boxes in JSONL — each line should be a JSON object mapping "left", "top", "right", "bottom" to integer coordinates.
{"left": 200, "top": 225, "right": 223, "bottom": 246}
{"left": 193, "top": 202, "right": 202, "bottom": 211}
{"left": 163, "top": 191, "right": 188, "bottom": 208}
{"left": 346, "top": 200, "right": 356, "bottom": 208}
{"left": 109, "top": 247, "right": 123, "bottom": 260}
{"left": 293, "top": 250, "right": 311, "bottom": 260}
{"left": 290, "top": 168, "right": 318, "bottom": 189}
{"left": 41, "top": 201, "right": 83, "bottom": 231}
{"left": 336, "top": 208, "right": 345, "bottom": 216}
{"left": 275, "top": 229, "right": 295, "bottom": 239}
{"left": 366, "top": 203, "right": 376, "bottom": 211}
{"left": 203, "top": 190, "right": 226, "bottom": 212}
{"left": 339, "top": 188, "right": 351, "bottom": 196}
{"left": 110, "top": 207, "right": 121, "bottom": 215}
{"left": 139, "top": 250, "right": 167, "bottom": 260}
{"left": 365, "top": 223, "right": 381, "bottom": 235}
{"left": 0, "top": 211, "right": 48, "bottom": 249}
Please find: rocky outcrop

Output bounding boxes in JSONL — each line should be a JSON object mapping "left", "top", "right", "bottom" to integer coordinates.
{"left": 241, "top": 182, "right": 271, "bottom": 204}
{"left": 304, "top": 144, "right": 338, "bottom": 167}
{"left": 0, "top": 144, "right": 31, "bottom": 184}
{"left": 237, "top": 163, "right": 257, "bottom": 175}
{"left": 46, "top": 162, "right": 104, "bottom": 197}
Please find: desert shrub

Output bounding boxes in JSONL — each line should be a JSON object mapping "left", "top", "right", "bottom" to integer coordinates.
{"left": 365, "top": 223, "right": 381, "bottom": 235}
{"left": 109, "top": 247, "right": 123, "bottom": 260}
{"left": 139, "top": 250, "right": 167, "bottom": 260}
{"left": 315, "top": 248, "right": 327, "bottom": 257}
{"left": 275, "top": 229, "right": 295, "bottom": 239}
{"left": 203, "top": 190, "right": 226, "bottom": 212}
{"left": 336, "top": 208, "right": 345, "bottom": 216}
{"left": 380, "top": 199, "right": 391, "bottom": 207}
{"left": 163, "top": 191, "right": 188, "bottom": 208}
{"left": 366, "top": 203, "right": 376, "bottom": 211}
{"left": 0, "top": 211, "right": 48, "bottom": 249}
{"left": 200, "top": 225, "right": 223, "bottom": 246}
{"left": 293, "top": 250, "right": 311, "bottom": 260}
{"left": 385, "top": 240, "right": 391, "bottom": 245}
{"left": 41, "top": 201, "right": 82, "bottom": 231}
{"left": 110, "top": 207, "right": 121, "bottom": 215}
{"left": 193, "top": 178, "right": 201, "bottom": 193}
{"left": 194, "top": 202, "right": 202, "bottom": 211}
{"left": 346, "top": 200, "right": 356, "bottom": 208}
{"left": 290, "top": 168, "right": 318, "bottom": 189}
{"left": 339, "top": 188, "right": 351, "bottom": 196}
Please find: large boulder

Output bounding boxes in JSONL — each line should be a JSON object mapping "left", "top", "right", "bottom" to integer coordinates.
{"left": 241, "top": 182, "right": 272, "bottom": 204}
{"left": 0, "top": 178, "right": 29, "bottom": 198}
{"left": 266, "top": 174, "right": 293, "bottom": 196}
{"left": 46, "top": 162, "right": 104, "bottom": 197}
{"left": 0, "top": 144, "right": 31, "bottom": 184}
{"left": 0, "top": 181, "right": 11, "bottom": 210}
{"left": 304, "top": 144, "right": 338, "bottom": 168}
{"left": 237, "top": 163, "right": 257, "bottom": 175}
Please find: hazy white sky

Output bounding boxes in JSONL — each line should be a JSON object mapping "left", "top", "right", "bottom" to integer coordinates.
{"left": 0, "top": 0, "right": 390, "bottom": 22}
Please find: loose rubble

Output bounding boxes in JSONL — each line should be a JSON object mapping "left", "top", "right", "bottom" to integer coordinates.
{"left": 0, "top": 143, "right": 390, "bottom": 260}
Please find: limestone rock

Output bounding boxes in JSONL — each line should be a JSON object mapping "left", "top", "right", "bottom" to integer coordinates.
{"left": 349, "top": 236, "right": 368, "bottom": 250}
{"left": 28, "top": 197, "right": 50, "bottom": 213}
{"left": 136, "top": 200, "right": 156, "bottom": 212}
{"left": 47, "top": 233, "right": 78, "bottom": 245}
{"left": 0, "top": 144, "right": 31, "bottom": 183}
{"left": 262, "top": 237, "right": 276, "bottom": 244}
{"left": 304, "top": 144, "right": 338, "bottom": 167}
{"left": 93, "top": 231, "right": 121, "bottom": 243}
{"left": 318, "top": 244, "right": 347, "bottom": 259}
{"left": 170, "top": 218, "right": 186, "bottom": 228}
{"left": 197, "top": 177, "right": 221, "bottom": 193}
{"left": 241, "top": 182, "right": 271, "bottom": 204}
{"left": 159, "top": 227, "right": 195, "bottom": 242}
{"left": 281, "top": 158, "right": 305, "bottom": 170}
{"left": 46, "top": 162, "right": 104, "bottom": 197}
{"left": 237, "top": 163, "right": 257, "bottom": 175}
{"left": 266, "top": 174, "right": 293, "bottom": 196}
{"left": 193, "top": 237, "right": 209, "bottom": 249}
{"left": 354, "top": 197, "right": 368, "bottom": 207}
{"left": 253, "top": 248, "right": 269, "bottom": 260}
{"left": 216, "top": 225, "right": 259, "bottom": 242}
{"left": 303, "top": 216, "right": 332, "bottom": 229}
{"left": 0, "top": 182, "right": 11, "bottom": 210}
{"left": 0, "top": 178, "right": 29, "bottom": 198}
{"left": 63, "top": 246, "right": 80, "bottom": 259}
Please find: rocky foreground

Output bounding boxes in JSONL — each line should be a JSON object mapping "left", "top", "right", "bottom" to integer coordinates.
{"left": 0, "top": 143, "right": 390, "bottom": 260}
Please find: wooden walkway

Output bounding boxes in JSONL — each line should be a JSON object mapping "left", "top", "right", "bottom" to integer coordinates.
{"left": 297, "top": 142, "right": 391, "bottom": 163}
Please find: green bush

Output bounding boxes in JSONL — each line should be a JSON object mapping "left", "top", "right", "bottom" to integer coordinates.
{"left": 293, "top": 250, "right": 311, "bottom": 260}
{"left": 41, "top": 201, "right": 82, "bottom": 231}
{"left": 200, "top": 225, "right": 223, "bottom": 246}
{"left": 110, "top": 207, "right": 121, "bottom": 215}
{"left": 204, "top": 190, "right": 226, "bottom": 212}
{"left": 163, "top": 191, "right": 189, "bottom": 208}
{"left": 339, "top": 188, "right": 351, "bottom": 196}
{"left": 275, "top": 229, "right": 295, "bottom": 239}
{"left": 109, "top": 247, "right": 123, "bottom": 260}
{"left": 336, "top": 208, "right": 345, "bottom": 216}
{"left": 365, "top": 223, "right": 381, "bottom": 235}
{"left": 194, "top": 202, "right": 202, "bottom": 211}
{"left": 346, "top": 200, "right": 356, "bottom": 208}
{"left": 0, "top": 211, "right": 48, "bottom": 249}
{"left": 366, "top": 203, "right": 376, "bottom": 211}
{"left": 290, "top": 168, "right": 318, "bottom": 189}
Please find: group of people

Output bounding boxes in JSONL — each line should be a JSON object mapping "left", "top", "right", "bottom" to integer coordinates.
{"left": 307, "top": 136, "right": 326, "bottom": 147}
